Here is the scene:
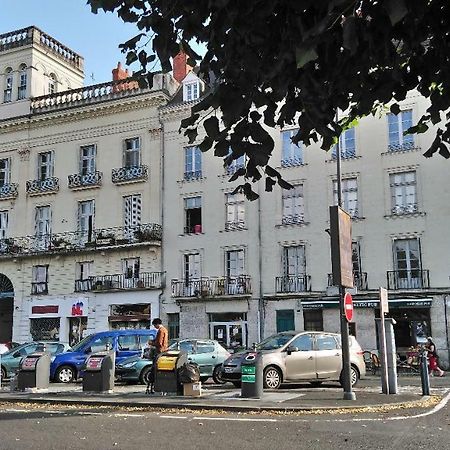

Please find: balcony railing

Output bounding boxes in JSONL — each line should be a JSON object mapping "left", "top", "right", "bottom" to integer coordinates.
{"left": 327, "top": 272, "right": 368, "bottom": 290}
{"left": 388, "top": 141, "right": 417, "bottom": 152}
{"left": 112, "top": 165, "right": 148, "bottom": 184}
{"left": 26, "top": 177, "right": 59, "bottom": 195}
{"left": 391, "top": 203, "right": 418, "bottom": 215}
{"left": 275, "top": 275, "right": 311, "bottom": 293}
{"left": 281, "top": 158, "right": 304, "bottom": 168}
{"left": 172, "top": 276, "right": 252, "bottom": 298}
{"left": 0, "top": 183, "right": 19, "bottom": 200}
{"left": 76, "top": 272, "right": 165, "bottom": 292}
{"left": 225, "top": 220, "right": 246, "bottom": 231}
{"left": 0, "top": 223, "right": 162, "bottom": 258}
{"left": 31, "top": 282, "right": 48, "bottom": 295}
{"left": 68, "top": 171, "right": 103, "bottom": 189}
{"left": 281, "top": 214, "right": 305, "bottom": 226}
{"left": 184, "top": 170, "right": 202, "bottom": 181}
{"left": 387, "top": 270, "right": 430, "bottom": 290}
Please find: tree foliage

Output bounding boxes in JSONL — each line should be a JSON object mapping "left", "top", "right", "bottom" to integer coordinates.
{"left": 88, "top": 0, "right": 450, "bottom": 198}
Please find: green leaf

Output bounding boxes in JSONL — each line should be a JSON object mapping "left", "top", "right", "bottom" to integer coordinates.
{"left": 126, "top": 51, "right": 137, "bottom": 65}
{"left": 229, "top": 167, "right": 246, "bottom": 182}
{"left": 214, "top": 140, "right": 230, "bottom": 157}
{"left": 342, "top": 16, "right": 358, "bottom": 55}
{"left": 265, "top": 177, "right": 276, "bottom": 192}
{"left": 278, "top": 179, "right": 294, "bottom": 190}
{"left": 295, "top": 45, "right": 318, "bottom": 69}
{"left": 203, "top": 116, "right": 220, "bottom": 140}
{"left": 198, "top": 137, "right": 214, "bottom": 153}
{"left": 185, "top": 128, "right": 198, "bottom": 144}
{"left": 384, "top": 0, "right": 408, "bottom": 26}
{"left": 390, "top": 103, "right": 401, "bottom": 115}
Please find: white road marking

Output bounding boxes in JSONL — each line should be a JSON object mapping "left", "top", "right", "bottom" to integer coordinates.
{"left": 159, "top": 415, "right": 188, "bottom": 419}
{"left": 113, "top": 413, "right": 145, "bottom": 418}
{"left": 193, "top": 416, "right": 278, "bottom": 422}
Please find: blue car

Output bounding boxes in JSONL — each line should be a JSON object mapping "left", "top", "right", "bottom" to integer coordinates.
{"left": 51, "top": 329, "right": 156, "bottom": 383}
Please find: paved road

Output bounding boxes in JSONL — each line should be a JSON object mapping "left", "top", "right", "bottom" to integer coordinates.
{"left": 0, "top": 390, "right": 449, "bottom": 450}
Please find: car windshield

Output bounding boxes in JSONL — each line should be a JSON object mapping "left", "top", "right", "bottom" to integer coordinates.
{"left": 2, "top": 343, "right": 26, "bottom": 356}
{"left": 257, "top": 333, "right": 296, "bottom": 350}
{"left": 71, "top": 335, "right": 93, "bottom": 352}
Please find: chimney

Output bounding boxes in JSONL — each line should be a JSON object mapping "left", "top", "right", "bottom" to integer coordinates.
{"left": 173, "top": 51, "right": 193, "bottom": 83}
{"left": 112, "top": 62, "right": 129, "bottom": 81}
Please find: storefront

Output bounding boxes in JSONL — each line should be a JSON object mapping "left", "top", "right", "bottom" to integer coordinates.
{"left": 108, "top": 303, "right": 152, "bottom": 329}
{"left": 209, "top": 312, "right": 248, "bottom": 351}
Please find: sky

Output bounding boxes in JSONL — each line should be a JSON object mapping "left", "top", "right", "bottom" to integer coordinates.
{"left": 0, "top": 0, "right": 144, "bottom": 84}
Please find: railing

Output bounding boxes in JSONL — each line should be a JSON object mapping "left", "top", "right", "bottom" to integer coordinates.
{"left": 76, "top": 272, "right": 165, "bottom": 292}
{"left": 327, "top": 272, "right": 368, "bottom": 290}
{"left": 275, "top": 275, "right": 311, "bottom": 293}
{"left": 388, "top": 141, "right": 417, "bottom": 152}
{"left": 281, "top": 214, "right": 305, "bottom": 225}
{"left": 26, "top": 177, "right": 59, "bottom": 195}
{"left": 225, "top": 220, "right": 246, "bottom": 231}
{"left": 281, "top": 158, "right": 304, "bottom": 168}
{"left": 0, "top": 223, "right": 162, "bottom": 258}
{"left": 387, "top": 270, "right": 429, "bottom": 290}
{"left": 391, "top": 203, "right": 418, "bottom": 215}
{"left": 0, "top": 183, "right": 19, "bottom": 199}
{"left": 68, "top": 171, "right": 103, "bottom": 189}
{"left": 172, "top": 276, "right": 252, "bottom": 298}
{"left": 112, "top": 165, "right": 148, "bottom": 184}
{"left": 184, "top": 170, "right": 202, "bottom": 181}
{"left": 31, "top": 282, "right": 48, "bottom": 295}
{"left": 225, "top": 163, "right": 245, "bottom": 175}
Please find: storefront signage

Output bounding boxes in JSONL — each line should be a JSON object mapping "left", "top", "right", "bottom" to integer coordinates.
{"left": 31, "top": 305, "right": 59, "bottom": 314}
{"left": 71, "top": 302, "right": 84, "bottom": 316}
{"left": 301, "top": 298, "right": 432, "bottom": 309}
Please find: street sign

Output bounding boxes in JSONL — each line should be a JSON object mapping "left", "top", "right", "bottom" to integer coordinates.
{"left": 344, "top": 292, "right": 353, "bottom": 322}
{"left": 380, "top": 287, "right": 389, "bottom": 314}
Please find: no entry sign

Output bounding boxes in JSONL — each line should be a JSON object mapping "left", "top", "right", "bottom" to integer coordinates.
{"left": 344, "top": 292, "right": 353, "bottom": 322}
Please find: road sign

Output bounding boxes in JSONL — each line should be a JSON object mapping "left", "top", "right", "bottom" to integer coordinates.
{"left": 380, "top": 287, "right": 389, "bottom": 314}
{"left": 344, "top": 292, "right": 353, "bottom": 322}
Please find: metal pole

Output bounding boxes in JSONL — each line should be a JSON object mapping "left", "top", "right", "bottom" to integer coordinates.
{"left": 336, "top": 115, "right": 355, "bottom": 401}
{"left": 420, "top": 348, "right": 430, "bottom": 396}
{"left": 378, "top": 314, "right": 390, "bottom": 394}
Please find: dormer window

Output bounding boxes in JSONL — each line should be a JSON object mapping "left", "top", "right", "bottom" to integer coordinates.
{"left": 183, "top": 81, "right": 200, "bottom": 102}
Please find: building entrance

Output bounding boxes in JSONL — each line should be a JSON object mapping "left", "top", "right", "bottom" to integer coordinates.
{"left": 0, "top": 274, "right": 14, "bottom": 342}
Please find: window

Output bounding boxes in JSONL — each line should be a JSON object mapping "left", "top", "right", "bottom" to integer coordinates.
{"left": 48, "top": 73, "right": 57, "bottom": 94}
{"left": 303, "top": 310, "right": 324, "bottom": 331}
{"left": 290, "top": 334, "right": 313, "bottom": 351}
{"left": 225, "top": 192, "right": 245, "bottom": 230}
{"left": 30, "top": 318, "right": 59, "bottom": 341}
{"left": 123, "top": 194, "right": 142, "bottom": 229}
{"left": 392, "top": 238, "right": 423, "bottom": 289}
{"left": 168, "top": 313, "right": 180, "bottom": 339}
{"left": 78, "top": 200, "right": 95, "bottom": 243}
{"left": 184, "top": 81, "right": 200, "bottom": 101}
{"left": 4, "top": 67, "right": 12, "bottom": 103}
{"left": 196, "top": 341, "right": 215, "bottom": 354}
{"left": 123, "top": 137, "right": 141, "bottom": 168}
{"left": 390, "top": 171, "right": 417, "bottom": 215}
{"left": 88, "top": 335, "right": 114, "bottom": 353}
{"left": 281, "top": 129, "right": 303, "bottom": 167}
{"left": 18, "top": 64, "right": 27, "bottom": 100}
{"left": 316, "top": 334, "right": 338, "bottom": 351}
{"left": 281, "top": 245, "right": 307, "bottom": 292}
{"left": 226, "top": 249, "right": 245, "bottom": 278}
{"left": 388, "top": 110, "right": 414, "bottom": 151}
{"left": 0, "top": 158, "right": 10, "bottom": 186}
{"left": 118, "top": 335, "right": 140, "bottom": 351}
{"left": 332, "top": 128, "right": 356, "bottom": 159}
{"left": 225, "top": 153, "right": 245, "bottom": 175}
{"left": 184, "top": 196, "right": 202, "bottom": 234}
{"left": 179, "top": 340, "right": 195, "bottom": 353}
{"left": 276, "top": 310, "right": 295, "bottom": 333}
{"left": 184, "top": 146, "right": 202, "bottom": 180}
{"left": 123, "top": 257, "right": 140, "bottom": 279}
{"left": 282, "top": 184, "right": 304, "bottom": 225}
{"left": 333, "top": 177, "right": 359, "bottom": 218}
{"left": 75, "top": 261, "right": 93, "bottom": 292}
{"left": 32, "top": 265, "right": 48, "bottom": 294}
{"left": 184, "top": 252, "right": 201, "bottom": 281}
{"left": 34, "top": 205, "right": 51, "bottom": 249}
{"left": 80, "top": 144, "right": 96, "bottom": 175}
{"left": 0, "top": 210, "right": 8, "bottom": 239}
{"left": 38, "top": 151, "right": 54, "bottom": 180}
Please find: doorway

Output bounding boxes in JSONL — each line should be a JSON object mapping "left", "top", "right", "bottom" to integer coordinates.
{"left": 209, "top": 312, "right": 248, "bottom": 351}
{"left": 0, "top": 274, "right": 14, "bottom": 342}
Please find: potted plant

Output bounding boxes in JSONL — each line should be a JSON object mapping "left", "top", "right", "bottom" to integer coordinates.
{"left": 96, "top": 231, "right": 116, "bottom": 246}
{"left": 52, "top": 237, "right": 69, "bottom": 249}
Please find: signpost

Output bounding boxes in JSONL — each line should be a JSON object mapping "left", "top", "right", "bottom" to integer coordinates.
{"left": 379, "top": 287, "right": 389, "bottom": 394}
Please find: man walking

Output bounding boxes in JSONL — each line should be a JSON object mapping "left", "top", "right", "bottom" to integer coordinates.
{"left": 148, "top": 318, "right": 168, "bottom": 394}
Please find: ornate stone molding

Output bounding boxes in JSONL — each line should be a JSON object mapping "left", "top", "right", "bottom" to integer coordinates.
{"left": 17, "top": 146, "right": 30, "bottom": 161}
{"left": 149, "top": 127, "right": 162, "bottom": 140}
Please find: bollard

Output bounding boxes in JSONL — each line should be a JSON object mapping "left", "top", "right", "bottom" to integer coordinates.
{"left": 419, "top": 349, "right": 430, "bottom": 396}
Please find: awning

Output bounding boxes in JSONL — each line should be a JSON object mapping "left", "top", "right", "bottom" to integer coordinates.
{"left": 301, "top": 298, "right": 433, "bottom": 309}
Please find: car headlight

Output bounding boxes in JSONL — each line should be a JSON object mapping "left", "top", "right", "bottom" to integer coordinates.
{"left": 121, "top": 361, "right": 137, "bottom": 369}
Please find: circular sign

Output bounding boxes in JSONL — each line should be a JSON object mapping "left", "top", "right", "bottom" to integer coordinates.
{"left": 344, "top": 292, "right": 353, "bottom": 322}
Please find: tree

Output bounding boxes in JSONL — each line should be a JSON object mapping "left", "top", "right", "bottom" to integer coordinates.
{"left": 88, "top": 0, "right": 450, "bottom": 198}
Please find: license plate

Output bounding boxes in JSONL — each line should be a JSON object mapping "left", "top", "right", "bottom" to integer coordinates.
{"left": 224, "top": 367, "right": 233, "bottom": 373}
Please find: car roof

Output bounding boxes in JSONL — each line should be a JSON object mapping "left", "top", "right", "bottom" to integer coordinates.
{"left": 88, "top": 329, "right": 155, "bottom": 337}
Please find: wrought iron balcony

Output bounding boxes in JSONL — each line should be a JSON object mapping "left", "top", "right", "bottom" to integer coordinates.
{"left": 68, "top": 171, "right": 103, "bottom": 189}
{"left": 281, "top": 157, "right": 304, "bottom": 168}
{"left": 387, "top": 141, "right": 417, "bottom": 152}
{"left": 225, "top": 220, "right": 246, "bottom": 231}
{"left": 275, "top": 275, "right": 311, "bottom": 293}
{"left": 111, "top": 165, "right": 148, "bottom": 184}
{"left": 0, "top": 183, "right": 19, "bottom": 200}
{"left": 327, "top": 272, "right": 368, "bottom": 290}
{"left": 26, "top": 177, "right": 59, "bottom": 195}
{"left": 391, "top": 203, "right": 418, "bottom": 215}
{"left": 172, "top": 276, "right": 252, "bottom": 298}
{"left": 387, "top": 270, "right": 429, "bottom": 290}
{"left": 281, "top": 214, "right": 305, "bottom": 226}
{"left": 0, "top": 223, "right": 162, "bottom": 258}
{"left": 183, "top": 170, "right": 202, "bottom": 181}
{"left": 31, "top": 282, "right": 48, "bottom": 295}
{"left": 76, "top": 272, "right": 165, "bottom": 292}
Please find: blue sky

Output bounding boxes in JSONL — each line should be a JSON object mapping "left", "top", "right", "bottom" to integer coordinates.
{"left": 0, "top": 0, "right": 144, "bottom": 84}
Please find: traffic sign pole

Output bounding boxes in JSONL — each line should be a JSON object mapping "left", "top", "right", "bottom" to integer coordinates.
{"left": 340, "top": 288, "right": 356, "bottom": 400}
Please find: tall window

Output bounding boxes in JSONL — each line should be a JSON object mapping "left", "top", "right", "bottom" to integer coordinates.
{"left": 282, "top": 184, "right": 304, "bottom": 225}
{"left": 390, "top": 171, "right": 417, "bottom": 215}
{"left": 18, "top": 64, "right": 27, "bottom": 100}
{"left": 226, "top": 249, "right": 245, "bottom": 278}
{"left": 80, "top": 144, "right": 96, "bottom": 175}
{"left": 388, "top": 110, "right": 414, "bottom": 151}
{"left": 0, "top": 211, "right": 8, "bottom": 239}
{"left": 38, "top": 151, "right": 54, "bottom": 181}
{"left": 32, "top": 265, "right": 48, "bottom": 295}
{"left": 123, "top": 194, "right": 142, "bottom": 229}
{"left": 225, "top": 193, "right": 245, "bottom": 230}
{"left": 184, "top": 81, "right": 199, "bottom": 101}
{"left": 184, "top": 196, "right": 202, "bottom": 234}
{"left": 0, "top": 158, "right": 11, "bottom": 186}
{"left": 393, "top": 238, "right": 422, "bottom": 289}
{"left": 281, "top": 245, "right": 307, "bottom": 292}
{"left": 4, "top": 67, "right": 13, "bottom": 103}
{"left": 48, "top": 73, "right": 57, "bottom": 94}
{"left": 78, "top": 200, "right": 95, "bottom": 243}
{"left": 123, "top": 258, "right": 140, "bottom": 279}
{"left": 168, "top": 313, "right": 180, "bottom": 339}
{"left": 184, "top": 252, "right": 201, "bottom": 281}
{"left": 76, "top": 261, "right": 93, "bottom": 291}
{"left": 34, "top": 206, "right": 51, "bottom": 250}
{"left": 333, "top": 177, "right": 359, "bottom": 218}
{"left": 225, "top": 153, "right": 245, "bottom": 175}
{"left": 332, "top": 128, "right": 356, "bottom": 159}
{"left": 123, "top": 137, "right": 140, "bottom": 167}
{"left": 184, "top": 146, "right": 202, "bottom": 180}
{"left": 281, "top": 129, "right": 303, "bottom": 167}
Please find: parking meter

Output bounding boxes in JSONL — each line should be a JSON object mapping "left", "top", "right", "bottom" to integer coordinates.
{"left": 241, "top": 352, "right": 263, "bottom": 399}
{"left": 82, "top": 351, "right": 115, "bottom": 392}
{"left": 17, "top": 352, "right": 51, "bottom": 390}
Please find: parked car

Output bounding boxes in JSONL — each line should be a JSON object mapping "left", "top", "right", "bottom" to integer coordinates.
{"left": 220, "top": 331, "right": 366, "bottom": 389}
{"left": 50, "top": 329, "right": 156, "bottom": 383}
{"left": 0, "top": 342, "right": 20, "bottom": 355}
{"left": 0, "top": 341, "right": 70, "bottom": 380}
{"left": 116, "top": 338, "right": 230, "bottom": 385}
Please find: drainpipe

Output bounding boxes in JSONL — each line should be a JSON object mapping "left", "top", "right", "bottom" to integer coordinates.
{"left": 445, "top": 295, "right": 450, "bottom": 370}
{"left": 257, "top": 183, "right": 263, "bottom": 342}
{"left": 158, "top": 117, "right": 165, "bottom": 320}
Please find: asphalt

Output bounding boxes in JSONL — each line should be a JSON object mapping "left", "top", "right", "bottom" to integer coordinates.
{"left": 0, "top": 375, "right": 446, "bottom": 413}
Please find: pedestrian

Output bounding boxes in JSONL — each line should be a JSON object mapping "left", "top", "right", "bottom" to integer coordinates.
{"left": 147, "top": 318, "right": 168, "bottom": 394}
{"left": 425, "top": 337, "right": 445, "bottom": 377}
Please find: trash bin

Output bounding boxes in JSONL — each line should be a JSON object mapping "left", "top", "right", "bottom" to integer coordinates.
{"left": 82, "top": 351, "right": 114, "bottom": 392}
{"left": 241, "top": 351, "right": 263, "bottom": 399}
{"left": 17, "top": 352, "right": 51, "bottom": 390}
{"left": 154, "top": 350, "right": 187, "bottom": 394}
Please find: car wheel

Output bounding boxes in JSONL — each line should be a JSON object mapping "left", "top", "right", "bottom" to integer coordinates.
{"left": 140, "top": 366, "right": 153, "bottom": 385}
{"left": 232, "top": 381, "right": 241, "bottom": 388}
{"left": 263, "top": 366, "right": 282, "bottom": 389}
{"left": 340, "top": 365, "right": 359, "bottom": 388}
{"left": 309, "top": 381, "right": 323, "bottom": 387}
{"left": 212, "top": 365, "right": 226, "bottom": 384}
{"left": 1, "top": 366, "right": 6, "bottom": 380}
{"left": 55, "top": 365, "right": 75, "bottom": 383}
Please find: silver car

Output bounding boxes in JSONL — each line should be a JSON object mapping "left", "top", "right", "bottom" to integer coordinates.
{"left": 221, "top": 331, "right": 366, "bottom": 389}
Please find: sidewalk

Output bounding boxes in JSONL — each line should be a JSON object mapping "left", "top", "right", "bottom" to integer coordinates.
{"left": 0, "top": 377, "right": 444, "bottom": 413}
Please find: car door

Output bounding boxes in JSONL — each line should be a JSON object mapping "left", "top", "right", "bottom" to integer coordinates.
{"left": 116, "top": 335, "right": 140, "bottom": 363}
{"left": 283, "top": 333, "right": 316, "bottom": 380}
{"left": 191, "top": 341, "right": 216, "bottom": 377}
{"left": 10, "top": 344, "right": 39, "bottom": 372}
{"left": 314, "top": 334, "right": 342, "bottom": 379}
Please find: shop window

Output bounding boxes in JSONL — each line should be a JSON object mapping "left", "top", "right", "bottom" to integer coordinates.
{"left": 168, "top": 313, "right": 180, "bottom": 339}
{"left": 303, "top": 310, "right": 323, "bottom": 331}
{"left": 109, "top": 303, "right": 151, "bottom": 329}
{"left": 30, "top": 318, "right": 59, "bottom": 341}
